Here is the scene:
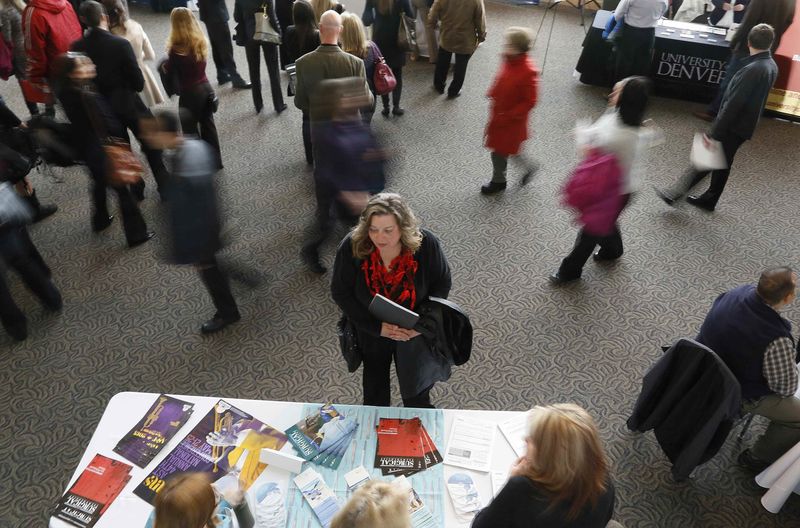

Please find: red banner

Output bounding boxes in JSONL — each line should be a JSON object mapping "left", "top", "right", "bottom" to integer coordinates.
{"left": 767, "top": 3, "right": 800, "bottom": 118}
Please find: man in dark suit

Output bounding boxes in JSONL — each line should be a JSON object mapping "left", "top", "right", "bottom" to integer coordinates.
{"left": 198, "top": 0, "right": 251, "bottom": 88}
{"left": 71, "top": 1, "right": 169, "bottom": 200}
{"left": 294, "top": 10, "right": 373, "bottom": 274}
{"left": 657, "top": 23, "right": 778, "bottom": 212}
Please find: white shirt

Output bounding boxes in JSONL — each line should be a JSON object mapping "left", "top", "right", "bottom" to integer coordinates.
{"left": 614, "top": 0, "right": 669, "bottom": 28}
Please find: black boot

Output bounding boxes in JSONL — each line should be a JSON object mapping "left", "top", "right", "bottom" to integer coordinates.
{"left": 24, "top": 190, "right": 58, "bottom": 223}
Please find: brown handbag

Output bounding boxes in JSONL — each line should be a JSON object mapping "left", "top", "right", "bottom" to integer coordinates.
{"left": 82, "top": 90, "right": 144, "bottom": 186}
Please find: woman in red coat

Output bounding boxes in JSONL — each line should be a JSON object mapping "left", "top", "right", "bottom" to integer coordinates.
{"left": 481, "top": 27, "right": 539, "bottom": 195}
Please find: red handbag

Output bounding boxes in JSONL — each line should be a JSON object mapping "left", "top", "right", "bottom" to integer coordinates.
{"left": 0, "top": 37, "right": 14, "bottom": 80}
{"left": 371, "top": 43, "right": 396, "bottom": 96}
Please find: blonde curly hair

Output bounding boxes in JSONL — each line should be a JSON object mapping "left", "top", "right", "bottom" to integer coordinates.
{"left": 350, "top": 193, "right": 422, "bottom": 260}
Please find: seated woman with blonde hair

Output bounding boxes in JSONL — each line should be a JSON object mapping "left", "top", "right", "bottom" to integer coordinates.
{"left": 331, "top": 480, "right": 410, "bottom": 528}
{"left": 472, "top": 404, "right": 616, "bottom": 528}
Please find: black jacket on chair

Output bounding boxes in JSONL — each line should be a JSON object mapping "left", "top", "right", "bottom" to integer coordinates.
{"left": 627, "top": 338, "right": 742, "bottom": 481}
{"left": 70, "top": 28, "right": 145, "bottom": 124}
{"left": 234, "top": 0, "right": 281, "bottom": 45}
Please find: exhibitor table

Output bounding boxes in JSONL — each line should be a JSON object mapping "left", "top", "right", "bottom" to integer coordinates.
{"left": 576, "top": 10, "right": 730, "bottom": 101}
{"left": 49, "top": 392, "right": 525, "bottom": 528}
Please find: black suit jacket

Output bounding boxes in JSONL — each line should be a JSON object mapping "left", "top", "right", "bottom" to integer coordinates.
{"left": 198, "top": 0, "right": 230, "bottom": 23}
{"left": 71, "top": 28, "right": 144, "bottom": 123}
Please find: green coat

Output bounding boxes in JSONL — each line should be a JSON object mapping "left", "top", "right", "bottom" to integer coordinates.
{"left": 293, "top": 44, "right": 373, "bottom": 121}
{"left": 429, "top": 0, "right": 486, "bottom": 55}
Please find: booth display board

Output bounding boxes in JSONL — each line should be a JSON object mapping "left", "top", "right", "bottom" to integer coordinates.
{"left": 767, "top": 3, "right": 800, "bottom": 120}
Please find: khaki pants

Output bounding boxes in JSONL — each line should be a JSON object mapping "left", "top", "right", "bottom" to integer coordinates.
{"left": 743, "top": 395, "right": 800, "bottom": 463}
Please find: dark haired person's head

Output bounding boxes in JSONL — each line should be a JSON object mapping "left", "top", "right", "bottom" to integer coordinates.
{"left": 51, "top": 52, "right": 96, "bottom": 93}
{"left": 79, "top": 0, "right": 107, "bottom": 29}
{"left": 100, "top": 0, "right": 128, "bottom": 28}
{"left": 293, "top": 0, "right": 318, "bottom": 29}
{"left": 614, "top": 76, "right": 650, "bottom": 127}
{"left": 141, "top": 110, "right": 183, "bottom": 150}
{"left": 748, "top": 23, "right": 775, "bottom": 52}
{"left": 757, "top": 267, "right": 797, "bottom": 307}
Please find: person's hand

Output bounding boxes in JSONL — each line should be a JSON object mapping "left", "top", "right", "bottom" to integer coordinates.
{"left": 733, "top": 3, "right": 744, "bottom": 10}
{"left": 702, "top": 133, "right": 713, "bottom": 149}
{"left": 509, "top": 456, "right": 530, "bottom": 477}
{"left": 722, "top": 2, "right": 732, "bottom": 10}
{"left": 399, "top": 328, "right": 421, "bottom": 339}
{"left": 381, "top": 322, "right": 410, "bottom": 341}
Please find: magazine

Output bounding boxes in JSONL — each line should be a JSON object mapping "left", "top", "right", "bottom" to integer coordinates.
{"left": 51, "top": 454, "right": 132, "bottom": 528}
{"left": 286, "top": 404, "right": 359, "bottom": 469}
{"left": 113, "top": 394, "right": 194, "bottom": 468}
{"left": 374, "top": 417, "right": 440, "bottom": 477}
{"left": 393, "top": 475, "right": 437, "bottom": 528}
{"left": 133, "top": 400, "right": 288, "bottom": 504}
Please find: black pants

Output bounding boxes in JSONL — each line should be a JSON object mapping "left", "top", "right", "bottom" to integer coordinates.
{"left": 380, "top": 65, "right": 403, "bottom": 109}
{"left": 362, "top": 341, "right": 434, "bottom": 408}
{"left": 302, "top": 112, "right": 313, "bottom": 164}
{"left": 85, "top": 141, "right": 149, "bottom": 244}
{"left": 558, "top": 194, "right": 631, "bottom": 279}
{"left": 614, "top": 24, "right": 655, "bottom": 81}
{"left": 672, "top": 132, "right": 746, "bottom": 205}
{"left": 245, "top": 41, "right": 284, "bottom": 112}
{"left": 179, "top": 83, "right": 222, "bottom": 168}
{"left": 434, "top": 47, "right": 472, "bottom": 97}
{"left": 206, "top": 18, "right": 239, "bottom": 81}
{"left": 0, "top": 226, "right": 61, "bottom": 331}
{"left": 198, "top": 257, "right": 239, "bottom": 319}
{"left": 119, "top": 97, "right": 169, "bottom": 194}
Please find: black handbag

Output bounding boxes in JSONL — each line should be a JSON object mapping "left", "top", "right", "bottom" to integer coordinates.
{"left": 337, "top": 315, "right": 362, "bottom": 373}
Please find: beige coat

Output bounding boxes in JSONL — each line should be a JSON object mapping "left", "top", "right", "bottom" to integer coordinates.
{"left": 111, "top": 19, "right": 165, "bottom": 107}
{"left": 429, "top": 0, "right": 486, "bottom": 55}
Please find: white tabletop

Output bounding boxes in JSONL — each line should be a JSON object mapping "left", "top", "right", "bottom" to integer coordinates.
{"left": 50, "top": 392, "right": 524, "bottom": 528}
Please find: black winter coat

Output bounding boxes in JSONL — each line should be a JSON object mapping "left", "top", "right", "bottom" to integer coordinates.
{"left": 627, "top": 338, "right": 742, "bottom": 481}
{"left": 362, "top": 0, "right": 414, "bottom": 68}
{"left": 331, "top": 229, "right": 452, "bottom": 399}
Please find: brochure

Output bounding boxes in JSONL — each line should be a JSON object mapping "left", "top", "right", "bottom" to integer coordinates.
{"left": 498, "top": 414, "right": 528, "bottom": 459}
{"left": 446, "top": 473, "right": 483, "bottom": 523}
{"left": 294, "top": 468, "right": 340, "bottom": 528}
{"left": 286, "top": 403, "right": 359, "bottom": 469}
{"left": 51, "top": 454, "right": 132, "bottom": 528}
{"left": 113, "top": 394, "right": 194, "bottom": 468}
{"left": 443, "top": 416, "right": 496, "bottom": 473}
{"left": 374, "top": 417, "right": 440, "bottom": 477}
{"left": 133, "top": 400, "right": 287, "bottom": 504}
{"left": 393, "top": 475, "right": 437, "bottom": 528}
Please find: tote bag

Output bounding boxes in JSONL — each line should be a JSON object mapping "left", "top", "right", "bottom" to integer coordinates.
{"left": 254, "top": 4, "right": 281, "bottom": 44}
{"left": 397, "top": 13, "right": 417, "bottom": 52}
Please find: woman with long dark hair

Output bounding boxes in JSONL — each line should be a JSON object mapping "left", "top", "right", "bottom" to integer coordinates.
{"left": 362, "top": 0, "right": 413, "bottom": 117}
{"left": 551, "top": 76, "right": 656, "bottom": 284}
{"left": 284, "top": 0, "right": 320, "bottom": 164}
{"left": 234, "top": 0, "right": 287, "bottom": 114}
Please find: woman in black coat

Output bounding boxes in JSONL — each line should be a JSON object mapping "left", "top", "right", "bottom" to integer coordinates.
{"left": 331, "top": 193, "right": 452, "bottom": 408}
{"left": 276, "top": 0, "right": 295, "bottom": 69}
{"left": 362, "top": 0, "right": 413, "bottom": 116}
{"left": 284, "top": 0, "right": 320, "bottom": 164}
{"left": 234, "top": 0, "right": 287, "bottom": 114}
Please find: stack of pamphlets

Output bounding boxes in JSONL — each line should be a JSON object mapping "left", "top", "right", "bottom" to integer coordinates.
{"left": 285, "top": 403, "right": 359, "bottom": 470}
{"left": 51, "top": 454, "right": 132, "bottom": 528}
{"left": 374, "top": 417, "right": 441, "bottom": 477}
{"left": 113, "top": 394, "right": 194, "bottom": 467}
{"left": 293, "top": 467, "right": 340, "bottom": 528}
{"left": 133, "top": 400, "right": 288, "bottom": 504}
{"left": 393, "top": 475, "right": 437, "bottom": 528}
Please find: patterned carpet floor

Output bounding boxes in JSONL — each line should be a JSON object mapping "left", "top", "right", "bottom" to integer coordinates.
{"left": 2, "top": 2, "right": 800, "bottom": 526}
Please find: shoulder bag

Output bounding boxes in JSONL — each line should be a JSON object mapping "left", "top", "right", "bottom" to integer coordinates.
{"left": 254, "top": 3, "right": 282, "bottom": 44}
{"left": 397, "top": 13, "right": 417, "bottom": 52}
{"left": 82, "top": 90, "right": 144, "bottom": 187}
{"left": 371, "top": 43, "right": 397, "bottom": 96}
{"left": 337, "top": 315, "right": 362, "bottom": 373}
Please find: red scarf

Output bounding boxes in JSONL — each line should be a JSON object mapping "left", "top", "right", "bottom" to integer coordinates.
{"left": 362, "top": 248, "right": 418, "bottom": 309}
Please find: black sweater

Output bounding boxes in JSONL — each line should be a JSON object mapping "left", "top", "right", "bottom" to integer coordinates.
{"left": 472, "top": 477, "right": 615, "bottom": 528}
